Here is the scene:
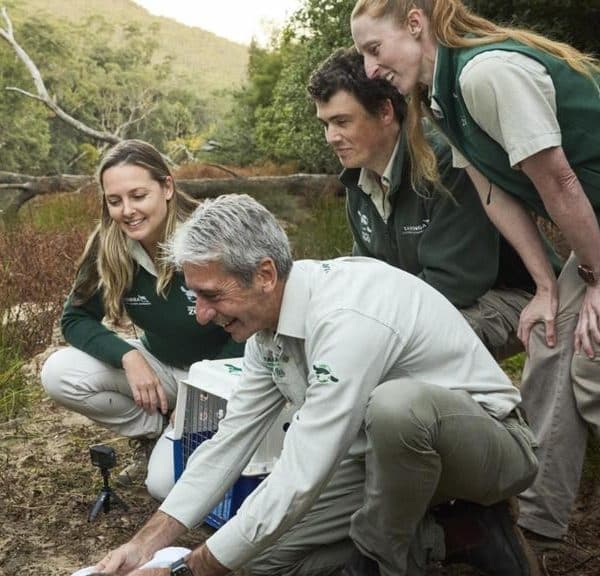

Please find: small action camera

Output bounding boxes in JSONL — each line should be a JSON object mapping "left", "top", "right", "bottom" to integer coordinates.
{"left": 89, "top": 444, "right": 117, "bottom": 470}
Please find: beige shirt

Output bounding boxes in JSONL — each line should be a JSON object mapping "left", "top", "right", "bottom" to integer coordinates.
{"left": 431, "top": 51, "right": 561, "bottom": 169}
{"left": 357, "top": 137, "right": 401, "bottom": 222}
{"left": 160, "top": 258, "right": 521, "bottom": 569}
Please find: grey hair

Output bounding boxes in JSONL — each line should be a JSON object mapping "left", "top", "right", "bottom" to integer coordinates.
{"left": 167, "top": 194, "right": 293, "bottom": 284}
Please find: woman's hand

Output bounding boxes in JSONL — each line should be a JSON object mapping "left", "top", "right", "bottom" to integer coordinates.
{"left": 517, "top": 285, "right": 558, "bottom": 353}
{"left": 575, "top": 284, "right": 600, "bottom": 358}
{"left": 122, "top": 349, "right": 169, "bottom": 415}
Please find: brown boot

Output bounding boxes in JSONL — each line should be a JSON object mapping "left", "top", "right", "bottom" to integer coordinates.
{"left": 116, "top": 437, "right": 155, "bottom": 487}
{"left": 435, "top": 499, "right": 541, "bottom": 576}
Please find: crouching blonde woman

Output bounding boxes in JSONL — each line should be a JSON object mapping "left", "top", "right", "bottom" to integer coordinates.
{"left": 41, "top": 139, "right": 243, "bottom": 495}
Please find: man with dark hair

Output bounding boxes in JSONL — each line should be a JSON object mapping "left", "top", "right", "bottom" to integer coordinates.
{"left": 308, "top": 48, "right": 554, "bottom": 360}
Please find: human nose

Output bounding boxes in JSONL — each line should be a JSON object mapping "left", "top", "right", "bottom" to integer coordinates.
{"left": 364, "top": 55, "right": 380, "bottom": 79}
{"left": 326, "top": 125, "right": 341, "bottom": 145}
{"left": 122, "top": 198, "right": 136, "bottom": 216}
{"left": 195, "top": 297, "right": 216, "bottom": 325}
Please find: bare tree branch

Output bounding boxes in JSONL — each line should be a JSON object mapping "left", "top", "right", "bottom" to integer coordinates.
{"left": 0, "top": 7, "right": 121, "bottom": 145}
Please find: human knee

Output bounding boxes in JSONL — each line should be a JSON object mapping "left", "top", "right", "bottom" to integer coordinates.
{"left": 571, "top": 353, "right": 600, "bottom": 434}
{"left": 145, "top": 429, "right": 175, "bottom": 501}
{"left": 242, "top": 554, "right": 298, "bottom": 576}
{"left": 40, "top": 348, "right": 72, "bottom": 401}
{"left": 366, "top": 381, "right": 437, "bottom": 449}
{"left": 145, "top": 469, "right": 174, "bottom": 501}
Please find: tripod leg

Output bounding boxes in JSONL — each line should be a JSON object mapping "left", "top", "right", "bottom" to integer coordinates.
{"left": 88, "top": 491, "right": 109, "bottom": 522}
{"left": 109, "top": 490, "right": 129, "bottom": 511}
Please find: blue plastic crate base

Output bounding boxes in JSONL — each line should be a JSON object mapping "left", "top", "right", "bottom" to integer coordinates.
{"left": 170, "top": 358, "right": 294, "bottom": 529}
{"left": 172, "top": 435, "right": 266, "bottom": 529}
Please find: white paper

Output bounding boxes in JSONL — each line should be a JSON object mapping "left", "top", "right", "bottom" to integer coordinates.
{"left": 71, "top": 546, "right": 191, "bottom": 575}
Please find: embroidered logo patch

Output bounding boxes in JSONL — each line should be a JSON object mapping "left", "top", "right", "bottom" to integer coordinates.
{"left": 224, "top": 363, "right": 242, "bottom": 375}
{"left": 357, "top": 209, "right": 372, "bottom": 243}
{"left": 122, "top": 295, "right": 151, "bottom": 306}
{"left": 313, "top": 363, "right": 339, "bottom": 384}
{"left": 180, "top": 286, "right": 197, "bottom": 303}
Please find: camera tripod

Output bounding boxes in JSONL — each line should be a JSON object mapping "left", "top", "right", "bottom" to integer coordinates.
{"left": 88, "top": 465, "right": 128, "bottom": 522}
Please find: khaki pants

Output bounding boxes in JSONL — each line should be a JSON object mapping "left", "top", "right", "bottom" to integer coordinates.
{"left": 245, "top": 381, "right": 538, "bottom": 576}
{"left": 461, "top": 288, "right": 532, "bottom": 361}
{"left": 518, "top": 253, "right": 600, "bottom": 539}
{"left": 41, "top": 341, "right": 184, "bottom": 438}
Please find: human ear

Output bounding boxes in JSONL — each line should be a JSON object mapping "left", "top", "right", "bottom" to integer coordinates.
{"left": 380, "top": 99, "right": 396, "bottom": 125}
{"left": 163, "top": 176, "right": 174, "bottom": 200}
{"left": 406, "top": 8, "right": 423, "bottom": 37}
{"left": 256, "top": 258, "right": 278, "bottom": 293}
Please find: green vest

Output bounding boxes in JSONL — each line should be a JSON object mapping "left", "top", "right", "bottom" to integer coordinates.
{"left": 432, "top": 41, "right": 600, "bottom": 220}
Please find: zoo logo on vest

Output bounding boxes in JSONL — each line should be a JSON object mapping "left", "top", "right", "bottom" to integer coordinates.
{"left": 122, "top": 295, "right": 151, "bottom": 306}
{"left": 357, "top": 209, "right": 373, "bottom": 244}
{"left": 180, "top": 286, "right": 197, "bottom": 316}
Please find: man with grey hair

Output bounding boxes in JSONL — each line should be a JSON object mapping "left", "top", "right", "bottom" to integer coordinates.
{"left": 93, "top": 194, "right": 539, "bottom": 576}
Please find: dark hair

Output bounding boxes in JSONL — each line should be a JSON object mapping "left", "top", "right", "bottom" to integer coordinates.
{"left": 308, "top": 47, "right": 406, "bottom": 122}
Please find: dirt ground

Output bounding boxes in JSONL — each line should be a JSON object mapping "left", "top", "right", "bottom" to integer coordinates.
{"left": 1, "top": 345, "right": 598, "bottom": 576}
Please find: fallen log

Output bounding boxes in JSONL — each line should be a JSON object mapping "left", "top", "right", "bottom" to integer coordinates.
{"left": 0, "top": 173, "right": 344, "bottom": 218}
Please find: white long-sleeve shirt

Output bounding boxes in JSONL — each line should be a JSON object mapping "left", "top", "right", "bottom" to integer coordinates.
{"left": 160, "top": 258, "right": 520, "bottom": 569}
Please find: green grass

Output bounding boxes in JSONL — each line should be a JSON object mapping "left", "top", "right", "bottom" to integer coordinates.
{"left": 500, "top": 352, "right": 526, "bottom": 383}
{"left": 17, "top": 191, "right": 99, "bottom": 233}
{"left": 0, "top": 332, "right": 27, "bottom": 421}
{"left": 288, "top": 192, "right": 353, "bottom": 260}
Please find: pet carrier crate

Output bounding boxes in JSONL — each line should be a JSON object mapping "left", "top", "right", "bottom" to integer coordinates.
{"left": 169, "top": 357, "right": 294, "bottom": 528}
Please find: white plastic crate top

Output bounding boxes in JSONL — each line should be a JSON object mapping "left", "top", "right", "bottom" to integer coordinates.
{"left": 172, "top": 357, "right": 295, "bottom": 476}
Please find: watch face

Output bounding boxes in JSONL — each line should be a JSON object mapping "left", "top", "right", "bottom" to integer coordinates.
{"left": 578, "top": 265, "right": 596, "bottom": 285}
{"left": 171, "top": 559, "right": 194, "bottom": 576}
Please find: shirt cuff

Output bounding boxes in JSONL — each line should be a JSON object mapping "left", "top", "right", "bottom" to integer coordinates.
{"left": 205, "top": 516, "right": 257, "bottom": 570}
{"left": 508, "top": 132, "right": 561, "bottom": 168}
{"left": 451, "top": 145, "right": 470, "bottom": 169}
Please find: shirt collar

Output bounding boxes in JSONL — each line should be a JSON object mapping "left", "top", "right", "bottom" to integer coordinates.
{"left": 357, "top": 134, "right": 402, "bottom": 196}
{"left": 429, "top": 48, "right": 444, "bottom": 119}
{"left": 127, "top": 238, "right": 157, "bottom": 277}
{"left": 274, "top": 261, "right": 312, "bottom": 340}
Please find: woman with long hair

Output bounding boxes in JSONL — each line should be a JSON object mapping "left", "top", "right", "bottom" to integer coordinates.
{"left": 41, "top": 140, "right": 243, "bottom": 493}
{"left": 351, "top": 0, "right": 599, "bottom": 565}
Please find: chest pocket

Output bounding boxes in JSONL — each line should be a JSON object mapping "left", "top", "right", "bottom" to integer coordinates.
{"left": 269, "top": 348, "right": 308, "bottom": 408}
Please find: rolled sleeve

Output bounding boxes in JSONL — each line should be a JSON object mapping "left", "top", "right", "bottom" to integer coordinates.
{"left": 459, "top": 51, "right": 561, "bottom": 167}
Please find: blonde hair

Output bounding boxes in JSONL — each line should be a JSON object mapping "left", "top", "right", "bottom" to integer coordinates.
{"left": 72, "top": 140, "right": 198, "bottom": 324}
{"left": 352, "top": 0, "right": 600, "bottom": 190}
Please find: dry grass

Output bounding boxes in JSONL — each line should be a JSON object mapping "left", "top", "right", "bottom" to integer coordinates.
{"left": 174, "top": 161, "right": 299, "bottom": 180}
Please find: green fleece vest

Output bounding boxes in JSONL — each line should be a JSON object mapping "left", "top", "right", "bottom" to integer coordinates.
{"left": 432, "top": 41, "right": 600, "bottom": 220}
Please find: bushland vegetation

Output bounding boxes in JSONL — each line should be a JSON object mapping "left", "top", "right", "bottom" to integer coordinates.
{"left": 209, "top": 0, "right": 600, "bottom": 170}
{"left": 0, "top": 167, "right": 352, "bottom": 423}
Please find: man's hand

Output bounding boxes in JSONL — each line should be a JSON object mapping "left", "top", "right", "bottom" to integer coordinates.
{"left": 122, "top": 349, "right": 169, "bottom": 415}
{"left": 517, "top": 286, "right": 558, "bottom": 352}
{"left": 124, "top": 569, "right": 169, "bottom": 576}
{"left": 92, "top": 540, "right": 152, "bottom": 575}
{"left": 575, "top": 284, "right": 600, "bottom": 358}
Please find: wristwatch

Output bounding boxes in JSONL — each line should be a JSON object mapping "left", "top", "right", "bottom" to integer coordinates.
{"left": 577, "top": 264, "right": 598, "bottom": 286}
{"left": 170, "top": 557, "right": 194, "bottom": 576}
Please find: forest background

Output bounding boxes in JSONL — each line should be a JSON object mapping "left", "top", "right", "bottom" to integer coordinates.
{"left": 0, "top": 1, "right": 599, "bottom": 575}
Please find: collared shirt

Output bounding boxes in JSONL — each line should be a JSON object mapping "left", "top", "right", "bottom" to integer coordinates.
{"left": 160, "top": 258, "right": 521, "bottom": 569}
{"left": 357, "top": 137, "right": 402, "bottom": 222}
{"left": 430, "top": 49, "right": 559, "bottom": 169}
{"left": 128, "top": 238, "right": 157, "bottom": 276}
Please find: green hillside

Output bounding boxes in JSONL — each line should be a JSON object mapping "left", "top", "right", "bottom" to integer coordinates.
{"left": 4, "top": 0, "right": 249, "bottom": 113}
